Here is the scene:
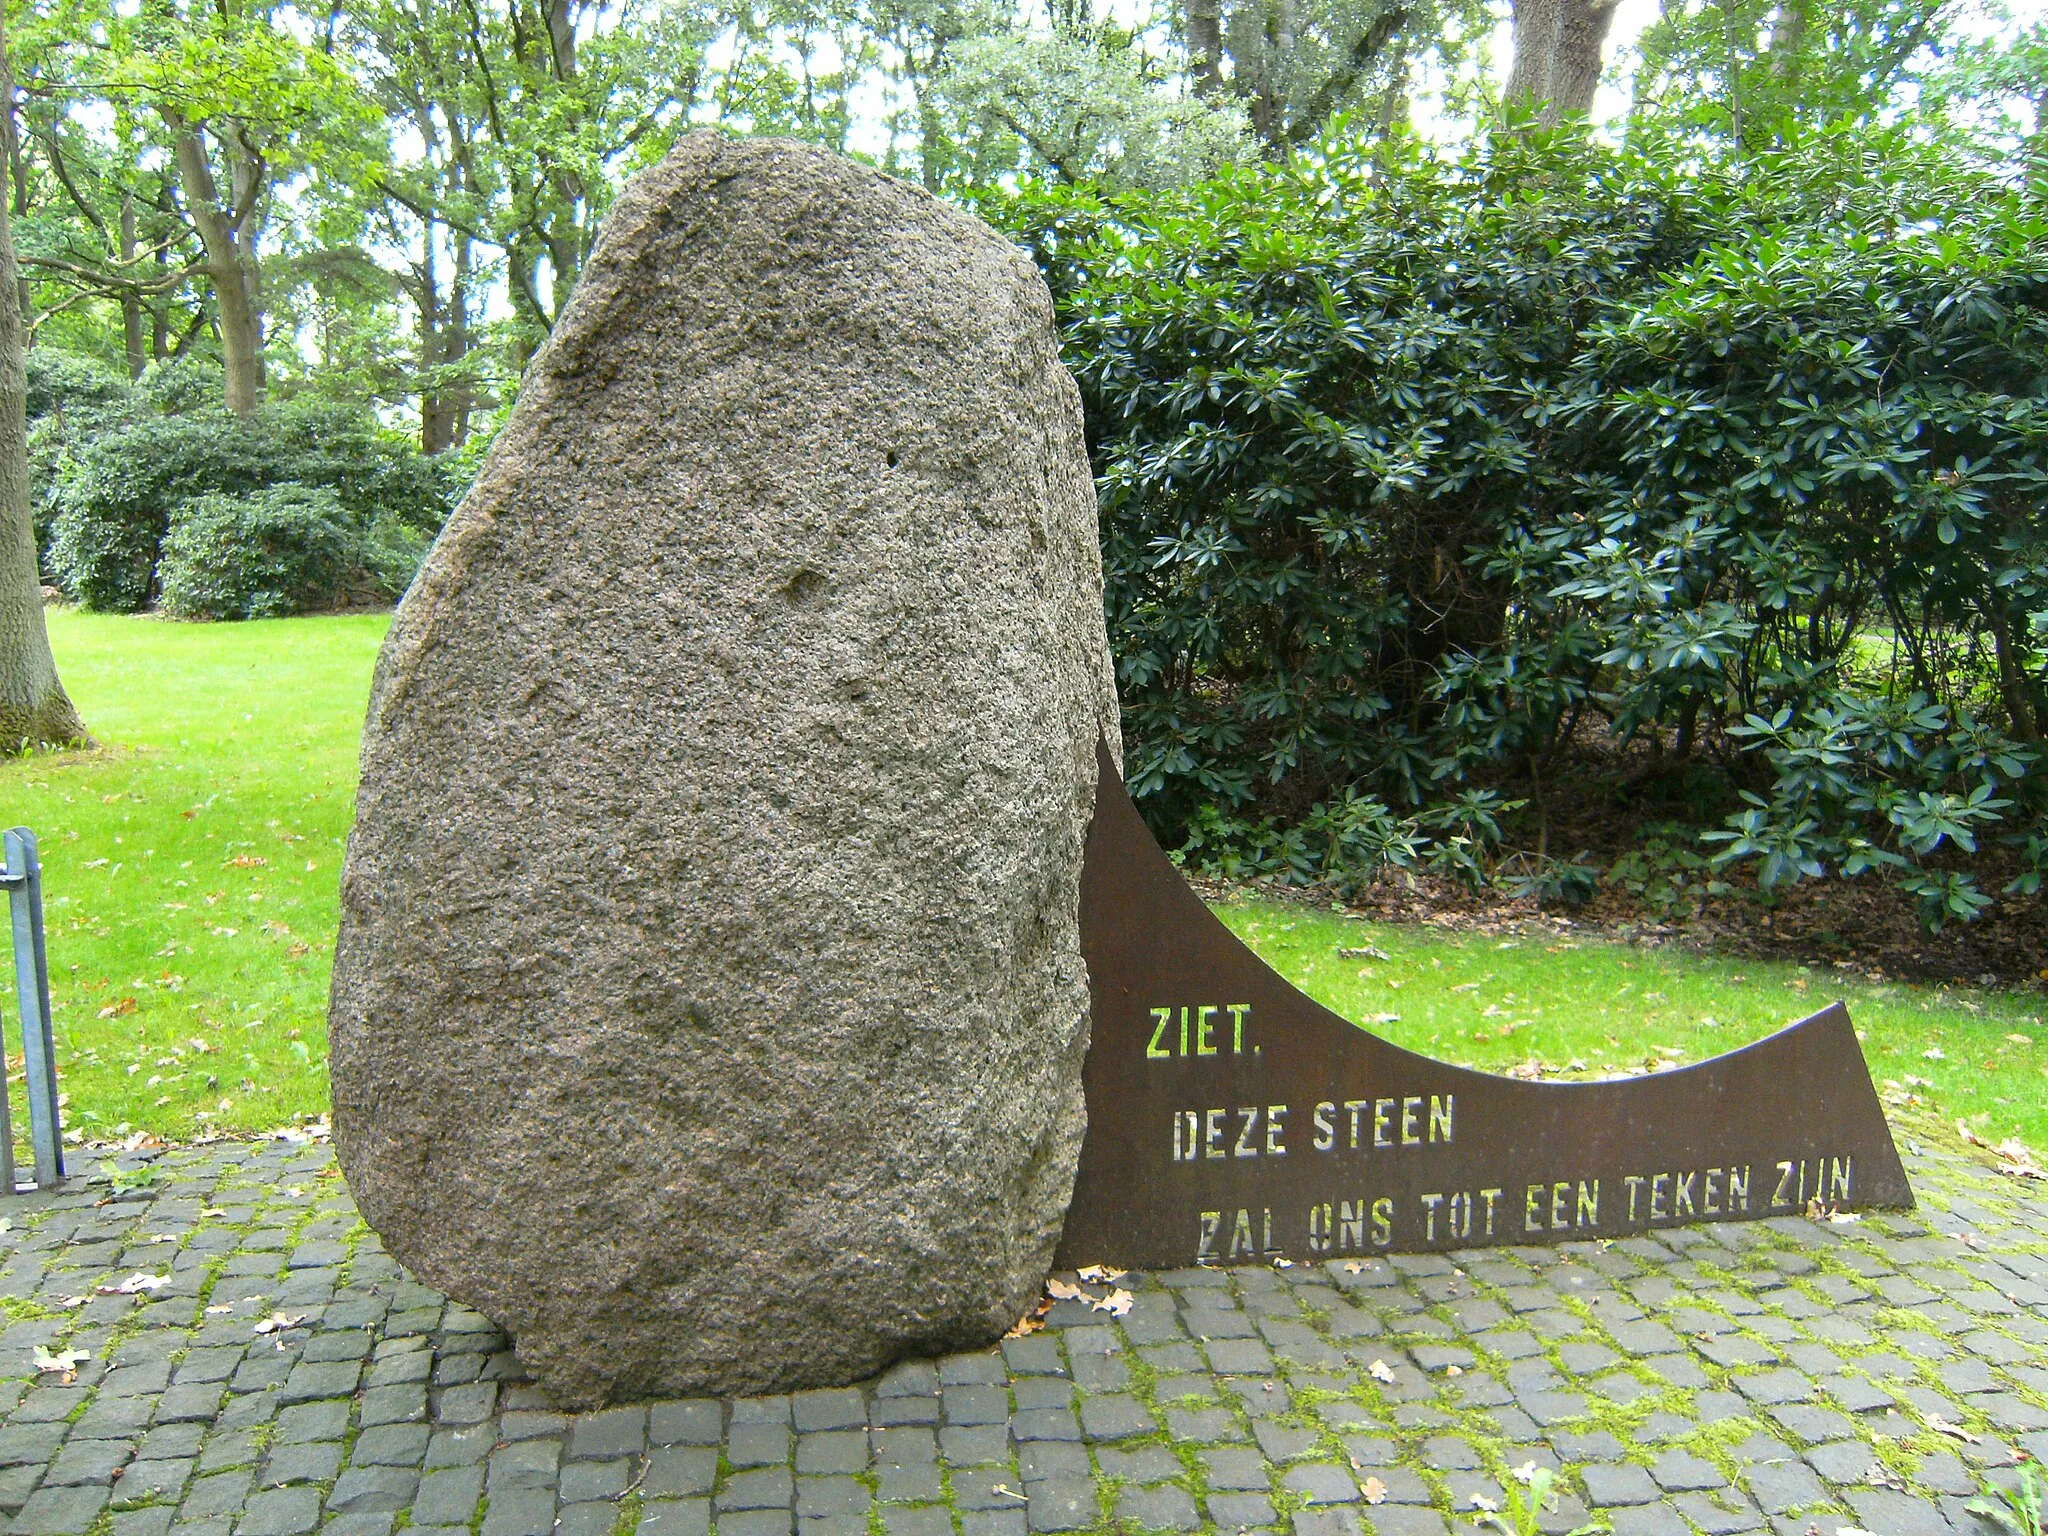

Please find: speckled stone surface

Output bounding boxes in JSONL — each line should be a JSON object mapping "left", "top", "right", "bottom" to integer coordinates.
{"left": 328, "top": 133, "right": 1119, "bottom": 1405}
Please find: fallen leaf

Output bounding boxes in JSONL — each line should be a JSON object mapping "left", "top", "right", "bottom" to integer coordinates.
{"left": 1469, "top": 1494, "right": 1499, "bottom": 1512}
{"left": 204, "top": 1304, "right": 234, "bottom": 1315}
{"left": 1990, "top": 1138, "right": 2047, "bottom": 1180}
{"left": 1075, "top": 1265, "right": 1126, "bottom": 1285}
{"left": 1045, "top": 1278, "right": 1084, "bottom": 1302}
{"left": 95, "top": 1273, "right": 169, "bottom": 1296}
{"left": 1091, "top": 1288, "right": 1134, "bottom": 1318}
{"left": 97, "top": 998, "right": 137, "bottom": 1020}
{"left": 1368, "top": 1359, "right": 1396, "bottom": 1384}
{"left": 1005, "top": 1301, "right": 1050, "bottom": 1338}
{"left": 33, "top": 1346, "right": 89, "bottom": 1375}
{"left": 253, "top": 1312, "right": 307, "bottom": 1336}
{"left": 1925, "top": 1414, "right": 1979, "bottom": 1444}
{"left": 1511, "top": 1463, "right": 1539, "bottom": 1486}
{"left": 1362, "top": 1477, "right": 1388, "bottom": 1505}
{"left": 1924, "top": 1046, "right": 1946, "bottom": 1061}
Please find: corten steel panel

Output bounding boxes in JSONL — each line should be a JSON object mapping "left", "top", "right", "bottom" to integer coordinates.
{"left": 1056, "top": 743, "right": 1913, "bottom": 1271}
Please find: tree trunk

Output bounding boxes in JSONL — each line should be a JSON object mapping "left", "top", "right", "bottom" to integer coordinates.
{"left": 1504, "top": 0, "right": 1615, "bottom": 123}
{"left": 543, "top": 0, "right": 578, "bottom": 78}
{"left": 120, "top": 194, "right": 146, "bottom": 380}
{"left": 1766, "top": 0, "right": 1806, "bottom": 87}
{"left": 0, "top": 7, "right": 86, "bottom": 751}
{"left": 545, "top": 239, "right": 576, "bottom": 321}
{"left": 1240, "top": 19, "right": 1281, "bottom": 147}
{"left": 1, "top": 41, "right": 26, "bottom": 333}
{"left": 225, "top": 131, "right": 266, "bottom": 398}
{"left": 1373, "top": 40, "right": 1410, "bottom": 141}
{"left": 1503, "top": 0, "right": 1560, "bottom": 114}
{"left": 1551, "top": 0, "right": 1618, "bottom": 117}
{"left": 416, "top": 222, "right": 474, "bottom": 453}
{"left": 418, "top": 229, "right": 449, "bottom": 455}
{"left": 506, "top": 238, "right": 546, "bottom": 373}
{"left": 1187, "top": 0, "right": 1224, "bottom": 95}
{"left": 166, "top": 115, "right": 264, "bottom": 416}
{"left": 448, "top": 228, "right": 472, "bottom": 447}
{"left": 150, "top": 186, "right": 170, "bottom": 364}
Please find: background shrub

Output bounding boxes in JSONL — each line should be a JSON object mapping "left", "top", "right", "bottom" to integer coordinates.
{"left": 158, "top": 487, "right": 361, "bottom": 620}
{"left": 42, "top": 391, "right": 458, "bottom": 613}
{"left": 994, "top": 129, "right": 2048, "bottom": 930}
{"left": 49, "top": 413, "right": 288, "bottom": 610}
{"left": 28, "top": 352, "right": 140, "bottom": 566}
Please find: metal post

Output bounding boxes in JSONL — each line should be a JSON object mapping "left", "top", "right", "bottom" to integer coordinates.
{"left": 2, "top": 830, "right": 61, "bottom": 1188}
{"left": 0, "top": 925, "right": 13, "bottom": 1195}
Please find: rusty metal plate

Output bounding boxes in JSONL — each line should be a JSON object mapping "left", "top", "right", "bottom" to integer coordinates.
{"left": 1056, "top": 743, "right": 1913, "bottom": 1269}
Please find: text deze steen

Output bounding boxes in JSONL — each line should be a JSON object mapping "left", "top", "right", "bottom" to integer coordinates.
{"left": 1146, "top": 1002, "right": 1861, "bottom": 1262}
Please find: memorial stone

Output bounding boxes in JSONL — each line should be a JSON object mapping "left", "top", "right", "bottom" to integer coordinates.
{"left": 329, "top": 133, "right": 1120, "bottom": 1407}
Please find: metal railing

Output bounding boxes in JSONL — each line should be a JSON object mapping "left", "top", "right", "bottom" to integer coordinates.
{"left": 0, "top": 829, "right": 62, "bottom": 1192}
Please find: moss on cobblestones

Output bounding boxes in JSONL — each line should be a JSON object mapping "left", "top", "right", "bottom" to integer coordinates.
{"left": 0, "top": 1139, "right": 2043, "bottom": 1536}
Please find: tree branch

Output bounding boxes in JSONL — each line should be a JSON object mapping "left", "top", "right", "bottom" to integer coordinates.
{"left": 32, "top": 130, "right": 108, "bottom": 239}
{"left": 1290, "top": 5, "right": 1409, "bottom": 141}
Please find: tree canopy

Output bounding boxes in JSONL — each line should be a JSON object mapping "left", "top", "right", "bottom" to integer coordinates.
{"left": 13, "top": 0, "right": 2040, "bottom": 438}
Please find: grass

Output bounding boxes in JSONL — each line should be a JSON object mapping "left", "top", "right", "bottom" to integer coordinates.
{"left": 0, "top": 609, "right": 387, "bottom": 1145}
{"left": 2, "top": 609, "right": 2044, "bottom": 1157}
{"left": 1213, "top": 896, "right": 2048, "bottom": 1149}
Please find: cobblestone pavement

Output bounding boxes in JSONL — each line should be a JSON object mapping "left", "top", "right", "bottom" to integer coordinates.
{"left": 0, "top": 1138, "right": 2043, "bottom": 1536}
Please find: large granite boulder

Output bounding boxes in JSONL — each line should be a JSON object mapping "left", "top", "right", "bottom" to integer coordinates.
{"left": 329, "top": 134, "right": 1120, "bottom": 1406}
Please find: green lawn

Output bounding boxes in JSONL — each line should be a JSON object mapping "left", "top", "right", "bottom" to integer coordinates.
{"left": 2, "top": 610, "right": 2043, "bottom": 1157}
{"left": 0, "top": 609, "right": 387, "bottom": 1146}
{"left": 1212, "top": 901, "right": 2048, "bottom": 1150}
